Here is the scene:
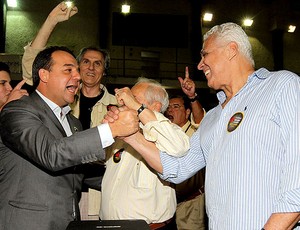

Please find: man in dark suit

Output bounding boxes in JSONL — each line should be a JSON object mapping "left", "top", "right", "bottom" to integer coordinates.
{"left": 0, "top": 46, "right": 139, "bottom": 230}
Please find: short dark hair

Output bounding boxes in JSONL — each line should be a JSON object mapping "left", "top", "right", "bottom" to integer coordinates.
{"left": 169, "top": 94, "right": 191, "bottom": 111}
{"left": 0, "top": 62, "right": 11, "bottom": 74}
{"left": 32, "top": 46, "right": 76, "bottom": 89}
{"left": 76, "top": 46, "right": 110, "bottom": 75}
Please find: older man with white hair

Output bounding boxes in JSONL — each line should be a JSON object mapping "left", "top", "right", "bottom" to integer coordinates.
{"left": 120, "top": 22, "right": 300, "bottom": 230}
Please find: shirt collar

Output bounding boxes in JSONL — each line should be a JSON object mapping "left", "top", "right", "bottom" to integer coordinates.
{"left": 36, "top": 90, "right": 71, "bottom": 119}
{"left": 216, "top": 68, "right": 269, "bottom": 104}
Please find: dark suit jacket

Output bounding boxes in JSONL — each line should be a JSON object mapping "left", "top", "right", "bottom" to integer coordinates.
{"left": 0, "top": 92, "right": 105, "bottom": 230}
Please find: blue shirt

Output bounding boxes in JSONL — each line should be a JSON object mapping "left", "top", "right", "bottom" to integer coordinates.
{"left": 160, "top": 68, "right": 300, "bottom": 229}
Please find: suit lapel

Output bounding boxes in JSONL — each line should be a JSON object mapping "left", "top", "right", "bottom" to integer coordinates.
{"left": 67, "top": 113, "right": 80, "bottom": 134}
{"left": 31, "top": 92, "right": 67, "bottom": 137}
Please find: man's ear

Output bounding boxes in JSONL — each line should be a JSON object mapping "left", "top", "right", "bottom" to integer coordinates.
{"left": 151, "top": 101, "right": 162, "bottom": 112}
{"left": 38, "top": 69, "right": 49, "bottom": 83}
{"left": 227, "top": 41, "right": 238, "bottom": 60}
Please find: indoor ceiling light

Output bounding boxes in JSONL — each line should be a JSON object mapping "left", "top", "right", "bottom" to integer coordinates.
{"left": 121, "top": 4, "right": 130, "bottom": 14}
{"left": 288, "top": 25, "right": 296, "bottom": 33}
{"left": 7, "top": 0, "right": 17, "bottom": 7}
{"left": 203, "top": 13, "right": 213, "bottom": 22}
{"left": 243, "top": 19, "right": 253, "bottom": 27}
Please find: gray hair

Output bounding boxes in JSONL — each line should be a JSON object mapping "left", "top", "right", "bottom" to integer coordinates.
{"left": 76, "top": 46, "right": 110, "bottom": 75}
{"left": 204, "top": 22, "right": 255, "bottom": 67}
{"left": 135, "top": 77, "right": 169, "bottom": 113}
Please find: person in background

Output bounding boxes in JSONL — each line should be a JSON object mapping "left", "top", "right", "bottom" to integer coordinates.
{"left": 0, "top": 46, "right": 139, "bottom": 230}
{"left": 101, "top": 77, "right": 190, "bottom": 229}
{"left": 21, "top": 2, "right": 117, "bottom": 220}
{"left": 113, "top": 22, "right": 300, "bottom": 229}
{"left": 165, "top": 67, "right": 206, "bottom": 230}
{"left": 166, "top": 67, "right": 205, "bottom": 130}
{"left": 0, "top": 62, "right": 28, "bottom": 110}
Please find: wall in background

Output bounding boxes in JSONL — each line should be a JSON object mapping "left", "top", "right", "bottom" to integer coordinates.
{"left": 2, "top": 0, "right": 300, "bottom": 103}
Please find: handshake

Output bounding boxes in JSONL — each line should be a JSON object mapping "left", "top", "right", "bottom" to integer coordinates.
{"left": 101, "top": 86, "right": 140, "bottom": 138}
{"left": 103, "top": 83, "right": 159, "bottom": 139}
{"left": 103, "top": 105, "right": 140, "bottom": 138}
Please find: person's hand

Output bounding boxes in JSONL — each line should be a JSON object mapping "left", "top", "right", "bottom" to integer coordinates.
{"left": 0, "top": 80, "right": 28, "bottom": 111}
{"left": 47, "top": 1, "right": 78, "bottom": 25}
{"left": 178, "top": 66, "right": 196, "bottom": 98}
{"left": 102, "top": 105, "right": 120, "bottom": 123}
{"left": 6, "top": 80, "right": 28, "bottom": 103}
{"left": 115, "top": 87, "right": 140, "bottom": 110}
{"left": 108, "top": 106, "right": 139, "bottom": 137}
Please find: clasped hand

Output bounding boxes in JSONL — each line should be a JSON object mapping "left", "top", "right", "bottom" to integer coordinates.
{"left": 103, "top": 106, "right": 139, "bottom": 138}
{"left": 114, "top": 87, "right": 141, "bottom": 110}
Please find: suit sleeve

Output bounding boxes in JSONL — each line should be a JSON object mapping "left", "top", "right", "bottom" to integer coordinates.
{"left": 0, "top": 99, "right": 106, "bottom": 172}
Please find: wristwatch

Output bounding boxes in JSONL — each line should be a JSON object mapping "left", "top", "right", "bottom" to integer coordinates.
{"left": 189, "top": 93, "right": 198, "bottom": 102}
{"left": 137, "top": 104, "right": 146, "bottom": 115}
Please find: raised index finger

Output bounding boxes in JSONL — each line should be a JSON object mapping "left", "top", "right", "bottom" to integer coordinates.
{"left": 14, "top": 79, "right": 26, "bottom": 90}
{"left": 185, "top": 66, "right": 190, "bottom": 79}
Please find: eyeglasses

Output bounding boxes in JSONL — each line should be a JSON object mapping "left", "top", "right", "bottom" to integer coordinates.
{"left": 113, "top": 148, "right": 124, "bottom": 163}
{"left": 166, "top": 104, "right": 183, "bottom": 110}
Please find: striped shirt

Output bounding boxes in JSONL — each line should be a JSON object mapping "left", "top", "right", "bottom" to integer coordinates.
{"left": 160, "top": 68, "right": 300, "bottom": 229}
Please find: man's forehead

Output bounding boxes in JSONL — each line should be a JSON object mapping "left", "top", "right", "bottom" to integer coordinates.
{"left": 202, "top": 36, "right": 216, "bottom": 49}
{"left": 131, "top": 83, "right": 148, "bottom": 98}
{"left": 132, "top": 82, "right": 147, "bottom": 90}
{"left": 53, "top": 50, "right": 74, "bottom": 59}
{"left": 169, "top": 98, "right": 184, "bottom": 104}
{"left": 0, "top": 71, "right": 11, "bottom": 79}
{"left": 52, "top": 51, "right": 77, "bottom": 65}
{"left": 82, "top": 50, "right": 104, "bottom": 60}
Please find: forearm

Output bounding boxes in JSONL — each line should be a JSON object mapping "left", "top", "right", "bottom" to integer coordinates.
{"left": 190, "top": 100, "right": 204, "bottom": 124}
{"left": 263, "top": 212, "right": 300, "bottom": 230}
{"left": 22, "top": 13, "right": 57, "bottom": 85}
{"left": 138, "top": 108, "right": 158, "bottom": 125}
{"left": 31, "top": 15, "right": 58, "bottom": 48}
{"left": 124, "top": 132, "right": 163, "bottom": 173}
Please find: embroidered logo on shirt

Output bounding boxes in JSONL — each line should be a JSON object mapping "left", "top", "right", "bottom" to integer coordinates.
{"left": 227, "top": 112, "right": 244, "bottom": 132}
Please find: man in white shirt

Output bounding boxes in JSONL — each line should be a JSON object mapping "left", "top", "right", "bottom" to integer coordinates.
{"left": 101, "top": 77, "right": 189, "bottom": 229}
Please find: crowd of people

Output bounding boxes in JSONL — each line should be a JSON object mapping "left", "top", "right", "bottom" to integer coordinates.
{"left": 1, "top": 1, "right": 300, "bottom": 230}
